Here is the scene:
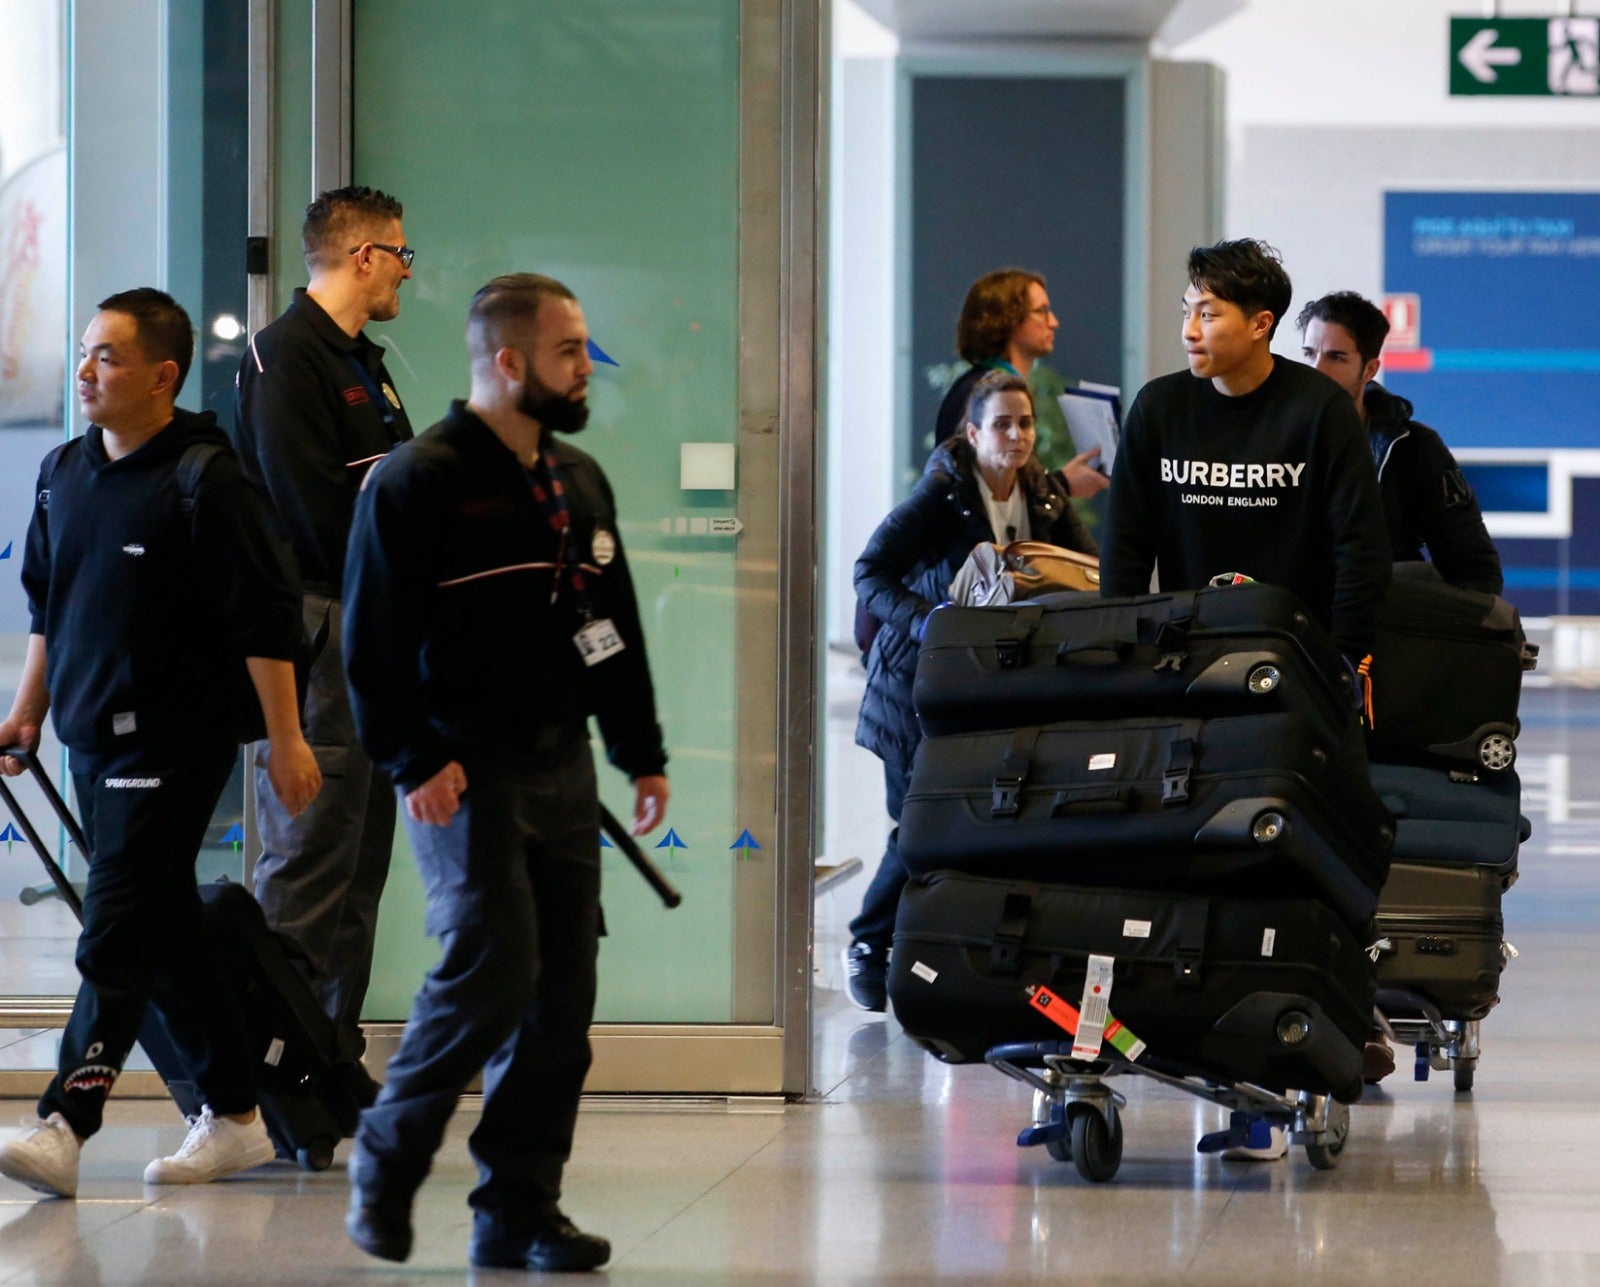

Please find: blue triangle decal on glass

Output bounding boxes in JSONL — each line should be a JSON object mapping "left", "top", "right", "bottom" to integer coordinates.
{"left": 655, "top": 828, "right": 686, "bottom": 850}
{"left": 587, "top": 338, "right": 619, "bottom": 367}
{"left": 729, "top": 829, "right": 761, "bottom": 849}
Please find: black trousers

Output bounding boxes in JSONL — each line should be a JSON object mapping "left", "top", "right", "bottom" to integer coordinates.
{"left": 848, "top": 750, "right": 913, "bottom": 949}
{"left": 39, "top": 743, "right": 257, "bottom": 1138}
{"left": 353, "top": 736, "right": 600, "bottom": 1229}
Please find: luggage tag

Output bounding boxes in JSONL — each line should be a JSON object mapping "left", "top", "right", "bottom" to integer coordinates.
{"left": 1030, "top": 978, "right": 1146, "bottom": 1062}
{"left": 574, "top": 616, "right": 625, "bottom": 666}
{"left": 1072, "top": 956, "right": 1115, "bottom": 1060}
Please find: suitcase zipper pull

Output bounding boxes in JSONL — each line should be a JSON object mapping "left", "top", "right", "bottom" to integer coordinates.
{"left": 1367, "top": 938, "right": 1392, "bottom": 962}
{"left": 1502, "top": 940, "right": 1519, "bottom": 961}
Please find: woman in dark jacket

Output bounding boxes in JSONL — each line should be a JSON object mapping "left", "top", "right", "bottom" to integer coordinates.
{"left": 843, "top": 372, "right": 1098, "bottom": 1010}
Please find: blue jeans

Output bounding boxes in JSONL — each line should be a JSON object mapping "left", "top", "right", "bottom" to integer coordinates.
{"left": 352, "top": 735, "right": 600, "bottom": 1227}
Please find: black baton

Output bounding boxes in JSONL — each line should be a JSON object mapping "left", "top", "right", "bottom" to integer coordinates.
{"left": 600, "top": 804, "right": 682, "bottom": 909}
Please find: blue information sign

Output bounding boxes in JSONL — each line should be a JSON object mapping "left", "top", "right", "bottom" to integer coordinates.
{"left": 1382, "top": 190, "right": 1600, "bottom": 449}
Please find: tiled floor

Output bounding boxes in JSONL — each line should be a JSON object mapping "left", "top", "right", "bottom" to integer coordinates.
{"left": 0, "top": 677, "right": 1595, "bottom": 1283}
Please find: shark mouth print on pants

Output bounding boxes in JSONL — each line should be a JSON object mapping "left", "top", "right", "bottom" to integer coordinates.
{"left": 63, "top": 1064, "right": 119, "bottom": 1095}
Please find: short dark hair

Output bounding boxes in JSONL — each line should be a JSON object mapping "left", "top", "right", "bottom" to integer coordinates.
{"left": 955, "top": 269, "right": 1045, "bottom": 364}
{"left": 964, "top": 370, "right": 1033, "bottom": 427}
{"left": 97, "top": 287, "right": 194, "bottom": 393}
{"left": 466, "top": 272, "right": 578, "bottom": 359}
{"left": 302, "top": 185, "right": 404, "bottom": 270}
{"left": 1296, "top": 290, "right": 1390, "bottom": 365}
{"left": 1187, "top": 238, "right": 1293, "bottom": 340}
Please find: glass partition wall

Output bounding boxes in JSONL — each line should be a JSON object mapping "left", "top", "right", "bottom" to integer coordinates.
{"left": 336, "top": 0, "right": 819, "bottom": 1093}
{"left": 0, "top": 0, "right": 819, "bottom": 1097}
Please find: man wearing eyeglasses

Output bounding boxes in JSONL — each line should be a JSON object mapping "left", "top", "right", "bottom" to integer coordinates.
{"left": 234, "top": 185, "right": 415, "bottom": 1088}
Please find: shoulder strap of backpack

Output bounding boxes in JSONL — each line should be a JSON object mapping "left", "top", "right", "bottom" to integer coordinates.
{"left": 38, "top": 437, "right": 86, "bottom": 511}
{"left": 175, "top": 441, "right": 229, "bottom": 515}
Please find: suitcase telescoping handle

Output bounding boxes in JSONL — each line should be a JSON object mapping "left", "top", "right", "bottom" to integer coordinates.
{"left": 0, "top": 747, "right": 680, "bottom": 913}
{"left": 600, "top": 804, "right": 683, "bottom": 910}
{"left": 0, "top": 746, "right": 87, "bottom": 921}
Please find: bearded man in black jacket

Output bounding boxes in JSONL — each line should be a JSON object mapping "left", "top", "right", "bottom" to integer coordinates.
{"left": 1298, "top": 290, "right": 1502, "bottom": 595}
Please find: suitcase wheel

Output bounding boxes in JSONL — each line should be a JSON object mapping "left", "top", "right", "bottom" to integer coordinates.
{"left": 296, "top": 1138, "right": 337, "bottom": 1172}
{"left": 1477, "top": 733, "right": 1516, "bottom": 773}
{"left": 1066, "top": 1102, "right": 1123, "bottom": 1184}
{"left": 1453, "top": 1058, "right": 1477, "bottom": 1094}
{"left": 1246, "top": 664, "right": 1281, "bottom": 695}
{"left": 1303, "top": 1099, "right": 1349, "bottom": 1171}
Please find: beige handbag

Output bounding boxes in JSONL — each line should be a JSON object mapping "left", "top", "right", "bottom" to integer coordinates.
{"left": 948, "top": 540, "right": 1101, "bottom": 607}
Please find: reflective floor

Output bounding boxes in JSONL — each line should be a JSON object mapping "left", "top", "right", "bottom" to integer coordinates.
{"left": 0, "top": 677, "right": 1596, "bottom": 1283}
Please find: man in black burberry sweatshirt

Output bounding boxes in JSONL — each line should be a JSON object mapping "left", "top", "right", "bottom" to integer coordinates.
{"left": 1101, "top": 239, "right": 1390, "bottom": 658}
{"left": 1100, "top": 241, "right": 1391, "bottom": 1159}
{"left": 0, "top": 289, "right": 319, "bottom": 1199}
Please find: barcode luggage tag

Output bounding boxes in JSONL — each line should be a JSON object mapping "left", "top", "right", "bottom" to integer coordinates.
{"left": 574, "top": 618, "right": 625, "bottom": 666}
{"left": 1073, "top": 954, "right": 1116, "bottom": 1061}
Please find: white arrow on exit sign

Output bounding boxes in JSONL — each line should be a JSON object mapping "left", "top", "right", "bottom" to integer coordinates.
{"left": 1459, "top": 27, "right": 1523, "bottom": 83}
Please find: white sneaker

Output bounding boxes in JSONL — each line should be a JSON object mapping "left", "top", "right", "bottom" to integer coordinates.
{"left": 1222, "top": 1123, "right": 1288, "bottom": 1162}
{"left": 0, "top": 1113, "right": 81, "bottom": 1198}
{"left": 143, "top": 1107, "right": 275, "bottom": 1185}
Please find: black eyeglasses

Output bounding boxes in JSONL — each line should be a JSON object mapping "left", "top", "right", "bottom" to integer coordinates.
{"left": 349, "top": 242, "right": 415, "bottom": 269}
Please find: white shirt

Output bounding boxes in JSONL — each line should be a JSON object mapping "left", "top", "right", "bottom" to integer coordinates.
{"left": 979, "top": 476, "right": 1029, "bottom": 545}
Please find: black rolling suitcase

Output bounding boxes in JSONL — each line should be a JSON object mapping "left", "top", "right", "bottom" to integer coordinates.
{"left": 0, "top": 751, "right": 362, "bottom": 1171}
{"left": 1368, "top": 563, "right": 1538, "bottom": 773}
{"left": 1372, "top": 861, "right": 1507, "bottom": 1021}
{"left": 897, "top": 711, "right": 1393, "bottom": 932}
{"left": 913, "top": 582, "right": 1358, "bottom": 743}
{"left": 887, "top": 870, "right": 1372, "bottom": 1098}
{"left": 1370, "top": 762, "right": 1527, "bottom": 886}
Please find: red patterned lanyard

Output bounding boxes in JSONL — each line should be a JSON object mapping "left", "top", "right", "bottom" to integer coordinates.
{"left": 524, "top": 451, "right": 587, "bottom": 604}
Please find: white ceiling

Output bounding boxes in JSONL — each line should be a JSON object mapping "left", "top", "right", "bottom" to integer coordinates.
{"left": 848, "top": 0, "right": 1242, "bottom": 45}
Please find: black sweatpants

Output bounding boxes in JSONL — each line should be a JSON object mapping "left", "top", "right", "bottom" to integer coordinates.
{"left": 38, "top": 743, "right": 257, "bottom": 1139}
{"left": 352, "top": 736, "right": 600, "bottom": 1230}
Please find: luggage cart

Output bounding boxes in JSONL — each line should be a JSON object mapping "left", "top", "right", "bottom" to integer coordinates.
{"left": 985, "top": 1039, "right": 1352, "bottom": 1182}
{"left": 1376, "top": 986, "right": 1497, "bottom": 1094}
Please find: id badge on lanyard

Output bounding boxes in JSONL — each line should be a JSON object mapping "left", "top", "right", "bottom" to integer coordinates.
{"left": 526, "top": 454, "right": 626, "bottom": 666}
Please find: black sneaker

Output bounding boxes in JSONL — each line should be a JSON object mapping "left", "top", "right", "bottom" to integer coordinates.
{"left": 842, "top": 940, "right": 888, "bottom": 1012}
{"left": 470, "top": 1213, "right": 611, "bottom": 1272}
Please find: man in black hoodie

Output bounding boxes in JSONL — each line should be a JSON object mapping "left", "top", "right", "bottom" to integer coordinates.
{"left": 1297, "top": 290, "right": 1502, "bottom": 594}
{"left": 0, "top": 289, "right": 319, "bottom": 1199}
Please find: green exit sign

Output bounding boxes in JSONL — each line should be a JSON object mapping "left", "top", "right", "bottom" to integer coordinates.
{"left": 1451, "top": 16, "right": 1600, "bottom": 96}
